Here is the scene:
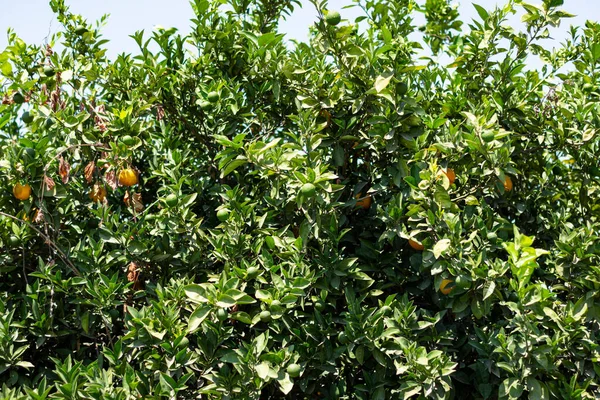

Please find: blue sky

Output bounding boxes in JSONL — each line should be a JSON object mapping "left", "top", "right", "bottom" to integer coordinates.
{"left": 1, "top": 0, "right": 599, "bottom": 62}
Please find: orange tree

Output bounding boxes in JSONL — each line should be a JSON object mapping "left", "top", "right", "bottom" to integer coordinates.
{"left": 1, "top": 0, "right": 599, "bottom": 398}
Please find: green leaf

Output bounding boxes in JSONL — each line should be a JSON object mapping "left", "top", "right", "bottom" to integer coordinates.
{"left": 433, "top": 239, "right": 451, "bottom": 259}
{"left": 188, "top": 305, "right": 211, "bottom": 332}
{"left": 374, "top": 71, "right": 393, "bottom": 93}
{"left": 184, "top": 284, "right": 209, "bottom": 303}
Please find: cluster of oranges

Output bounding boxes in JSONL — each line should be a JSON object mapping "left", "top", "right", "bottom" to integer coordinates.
{"left": 12, "top": 167, "right": 138, "bottom": 203}
{"left": 409, "top": 167, "right": 513, "bottom": 295}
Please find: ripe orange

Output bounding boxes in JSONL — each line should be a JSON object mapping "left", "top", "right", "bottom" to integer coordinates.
{"left": 443, "top": 168, "right": 455, "bottom": 185}
{"left": 503, "top": 176, "right": 513, "bottom": 192}
{"left": 408, "top": 239, "right": 424, "bottom": 251}
{"left": 13, "top": 183, "right": 32, "bottom": 201}
{"left": 119, "top": 168, "right": 138, "bottom": 187}
{"left": 439, "top": 279, "right": 454, "bottom": 295}
{"left": 355, "top": 193, "right": 372, "bottom": 209}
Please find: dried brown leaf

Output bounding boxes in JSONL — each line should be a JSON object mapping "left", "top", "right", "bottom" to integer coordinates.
{"left": 58, "top": 156, "right": 70, "bottom": 184}
{"left": 33, "top": 208, "right": 45, "bottom": 224}
{"left": 104, "top": 170, "right": 117, "bottom": 190}
{"left": 43, "top": 175, "right": 55, "bottom": 191}
{"left": 84, "top": 161, "right": 96, "bottom": 184}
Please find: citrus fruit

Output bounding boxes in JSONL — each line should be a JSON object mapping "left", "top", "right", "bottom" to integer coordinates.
{"left": 439, "top": 279, "right": 455, "bottom": 295}
{"left": 199, "top": 100, "right": 213, "bottom": 111}
{"left": 270, "top": 300, "right": 281, "bottom": 310}
{"left": 43, "top": 66, "right": 56, "bottom": 77}
{"left": 408, "top": 239, "right": 424, "bottom": 251}
{"left": 259, "top": 310, "right": 272, "bottom": 322}
{"left": 75, "top": 25, "right": 88, "bottom": 35}
{"left": 8, "top": 236, "right": 20, "bottom": 247}
{"left": 164, "top": 194, "right": 178, "bottom": 207}
{"left": 246, "top": 266, "right": 259, "bottom": 279}
{"left": 13, "top": 183, "right": 32, "bottom": 201}
{"left": 443, "top": 168, "right": 455, "bottom": 185}
{"left": 21, "top": 112, "right": 34, "bottom": 124}
{"left": 481, "top": 131, "right": 495, "bottom": 143}
{"left": 338, "top": 331, "right": 349, "bottom": 344}
{"left": 455, "top": 275, "right": 471, "bottom": 290}
{"left": 23, "top": 148, "right": 36, "bottom": 161}
{"left": 314, "top": 300, "right": 325, "bottom": 311}
{"left": 217, "top": 209, "right": 230, "bottom": 222}
{"left": 217, "top": 308, "right": 228, "bottom": 322}
{"left": 207, "top": 91, "right": 220, "bottom": 103}
{"left": 325, "top": 10, "right": 341, "bottom": 26}
{"left": 121, "top": 135, "right": 135, "bottom": 146}
{"left": 118, "top": 168, "right": 138, "bottom": 187}
{"left": 287, "top": 363, "right": 301, "bottom": 378}
{"left": 301, "top": 183, "right": 316, "bottom": 198}
{"left": 397, "top": 82, "right": 408, "bottom": 96}
{"left": 405, "top": 115, "right": 421, "bottom": 127}
{"left": 355, "top": 193, "right": 372, "bottom": 210}
{"left": 12, "top": 92, "right": 25, "bottom": 104}
{"left": 503, "top": 176, "right": 513, "bottom": 192}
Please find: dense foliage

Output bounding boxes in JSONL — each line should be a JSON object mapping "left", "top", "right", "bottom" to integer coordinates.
{"left": 1, "top": 0, "right": 600, "bottom": 398}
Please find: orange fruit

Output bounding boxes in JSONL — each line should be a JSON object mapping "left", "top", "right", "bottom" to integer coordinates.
{"left": 408, "top": 239, "right": 424, "bottom": 251}
{"left": 355, "top": 193, "right": 372, "bottom": 209}
{"left": 439, "top": 279, "right": 454, "bottom": 295}
{"left": 503, "top": 175, "right": 513, "bottom": 192}
{"left": 13, "top": 183, "right": 32, "bottom": 201}
{"left": 118, "top": 168, "right": 138, "bottom": 187}
{"left": 443, "top": 168, "right": 455, "bottom": 185}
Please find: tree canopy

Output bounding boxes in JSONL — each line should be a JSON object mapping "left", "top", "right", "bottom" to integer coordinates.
{"left": 1, "top": 0, "right": 600, "bottom": 398}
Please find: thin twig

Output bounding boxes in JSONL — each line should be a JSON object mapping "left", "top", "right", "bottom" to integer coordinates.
{"left": 0, "top": 211, "right": 79, "bottom": 276}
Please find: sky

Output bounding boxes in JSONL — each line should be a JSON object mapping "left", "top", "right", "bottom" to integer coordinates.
{"left": 1, "top": 0, "right": 599, "bottom": 64}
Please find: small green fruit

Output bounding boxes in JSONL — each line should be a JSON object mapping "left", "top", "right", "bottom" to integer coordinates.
{"left": 199, "top": 100, "right": 213, "bottom": 111}
{"left": 207, "top": 91, "right": 220, "bottom": 103}
{"left": 405, "top": 115, "right": 421, "bottom": 127}
{"left": 314, "top": 300, "right": 325, "bottom": 311}
{"left": 21, "top": 112, "right": 34, "bottom": 124}
{"left": 13, "top": 92, "right": 25, "bottom": 104}
{"left": 8, "top": 236, "right": 20, "bottom": 247}
{"left": 325, "top": 10, "right": 341, "bottom": 26}
{"left": 217, "top": 209, "right": 230, "bottom": 222}
{"left": 43, "top": 66, "right": 56, "bottom": 77}
{"left": 75, "top": 25, "right": 88, "bottom": 35}
{"left": 217, "top": 308, "right": 228, "bottom": 322}
{"left": 287, "top": 363, "right": 301, "bottom": 378}
{"left": 121, "top": 135, "right": 135, "bottom": 146}
{"left": 481, "top": 131, "right": 495, "bottom": 143}
{"left": 23, "top": 148, "right": 36, "bottom": 161}
{"left": 246, "top": 266, "right": 259, "bottom": 279}
{"left": 300, "top": 183, "right": 316, "bottom": 198}
{"left": 338, "top": 331, "right": 349, "bottom": 344}
{"left": 165, "top": 194, "right": 178, "bottom": 207}
{"left": 455, "top": 275, "right": 471, "bottom": 290}
{"left": 259, "top": 310, "right": 272, "bottom": 322}
{"left": 397, "top": 82, "right": 408, "bottom": 96}
{"left": 270, "top": 300, "right": 281, "bottom": 310}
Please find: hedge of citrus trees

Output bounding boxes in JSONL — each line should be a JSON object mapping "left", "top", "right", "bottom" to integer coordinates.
{"left": 1, "top": 0, "right": 599, "bottom": 398}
